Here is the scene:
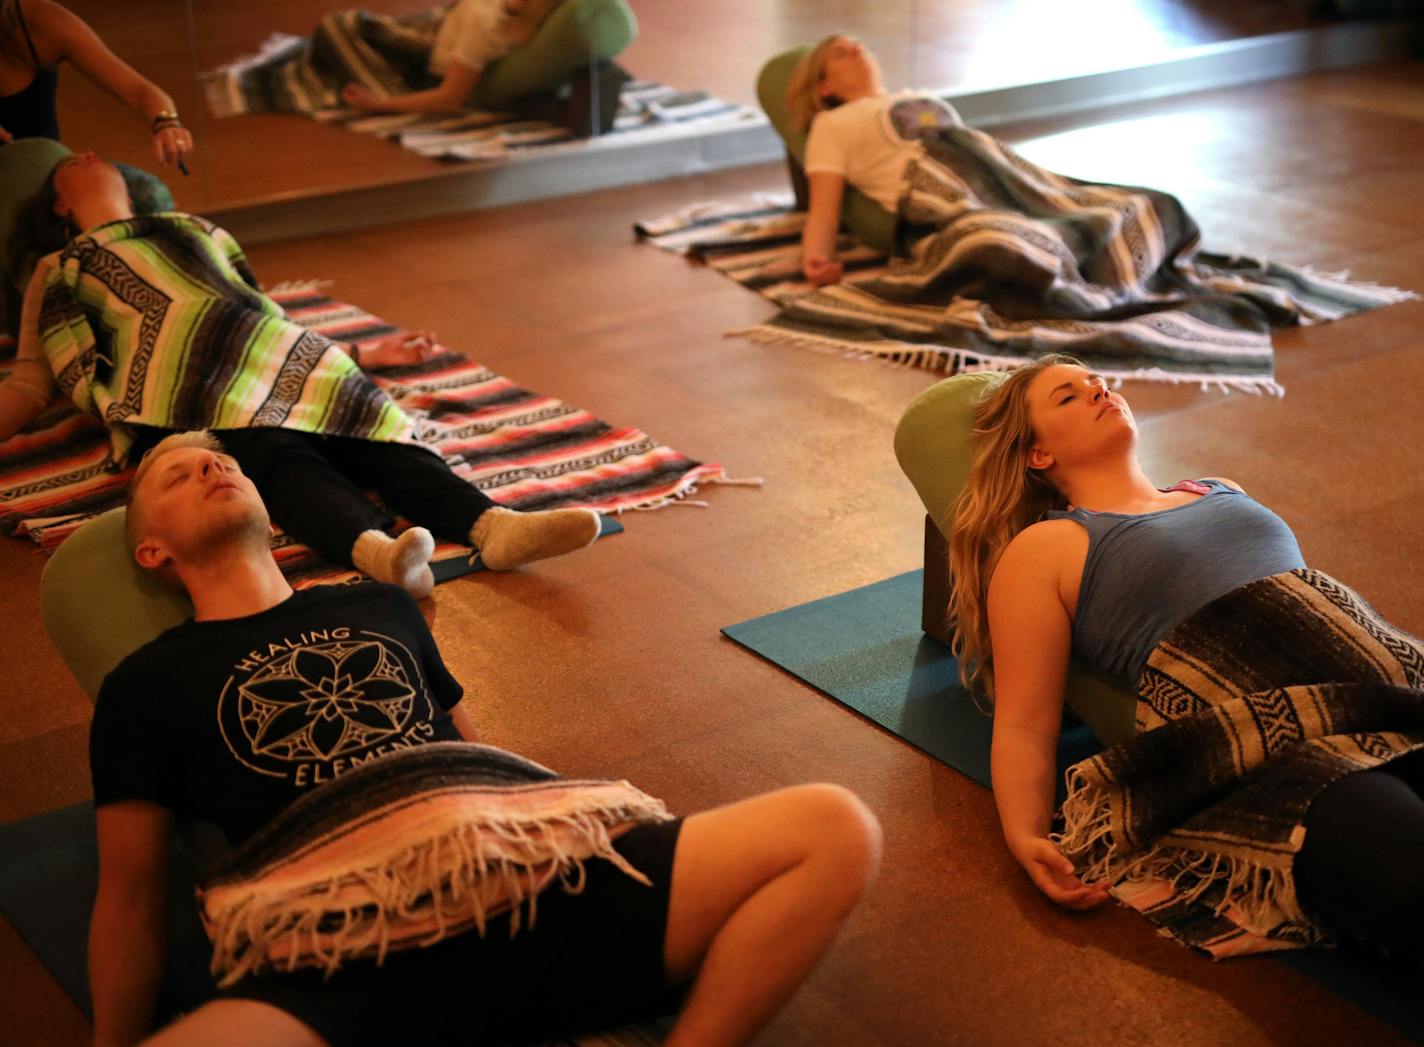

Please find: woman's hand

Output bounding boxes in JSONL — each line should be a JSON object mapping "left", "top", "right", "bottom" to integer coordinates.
{"left": 152, "top": 124, "right": 192, "bottom": 167}
{"left": 356, "top": 331, "right": 438, "bottom": 369}
{"left": 0, "top": 126, "right": 13, "bottom": 144}
{"left": 1009, "top": 835, "right": 1110, "bottom": 910}
{"left": 802, "top": 254, "right": 844, "bottom": 287}
{"left": 341, "top": 83, "right": 381, "bottom": 110}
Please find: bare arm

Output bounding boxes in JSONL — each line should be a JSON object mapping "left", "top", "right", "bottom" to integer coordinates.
{"left": 801, "top": 171, "right": 845, "bottom": 286}
{"left": 988, "top": 525, "right": 1109, "bottom": 910}
{"left": 0, "top": 259, "right": 60, "bottom": 442}
{"left": 33, "top": 0, "right": 191, "bottom": 166}
{"left": 450, "top": 703, "right": 481, "bottom": 743}
{"left": 89, "top": 801, "right": 172, "bottom": 1047}
{"left": 341, "top": 61, "right": 479, "bottom": 115}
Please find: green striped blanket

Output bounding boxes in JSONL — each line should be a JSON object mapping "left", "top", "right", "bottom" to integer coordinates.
{"left": 36, "top": 214, "right": 415, "bottom": 463}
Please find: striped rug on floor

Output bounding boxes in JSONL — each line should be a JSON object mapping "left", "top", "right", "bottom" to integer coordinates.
{"left": 0, "top": 284, "right": 732, "bottom": 587}
{"left": 206, "top": 27, "right": 761, "bottom": 165}
{"left": 635, "top": 191, "right": 1416, "bottom": 392}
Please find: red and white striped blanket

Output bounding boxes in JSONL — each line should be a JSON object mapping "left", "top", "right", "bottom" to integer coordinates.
{"left": 0, "top": 283, "right": 731, "bottom": 585}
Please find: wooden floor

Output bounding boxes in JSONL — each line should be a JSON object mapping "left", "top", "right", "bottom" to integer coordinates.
{"left": 6, "top": 59, "right": 1424, "bottom": 1047}
{"left": 56, "top": 0, "right": 1333, "bottom": 213}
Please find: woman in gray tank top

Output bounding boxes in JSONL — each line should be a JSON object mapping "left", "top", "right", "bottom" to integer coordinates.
{"left": 945, "top": 353, "right": 1424, "bottom": 962}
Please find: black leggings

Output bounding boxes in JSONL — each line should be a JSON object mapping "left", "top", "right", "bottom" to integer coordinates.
{"left": 131, "top": 427, "right": 497, "bottom": 566}
{"left": 1294, "top": 748, "right": 1424, "bottom": 959}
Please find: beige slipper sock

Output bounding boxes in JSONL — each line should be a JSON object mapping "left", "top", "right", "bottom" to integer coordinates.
{"left": 469, "top": 506, "right": 601, "bottom": 571}
{"left": 351, "top": 526, "right": 436, "bottom": 599}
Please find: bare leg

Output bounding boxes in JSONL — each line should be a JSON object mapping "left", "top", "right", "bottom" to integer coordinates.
{"left": 662, "top": 784, "right": 882, "bottom": 1047}
{"left": 142, "top": 999, "right": 326, "bottom": 1047}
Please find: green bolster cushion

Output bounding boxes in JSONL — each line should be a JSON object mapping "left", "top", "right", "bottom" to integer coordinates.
{"left": 40, "top": 507, "right": 193, "bottom": 701}
{"left": 893, "top": 372, "right": 1138, "bottom": 746}
{"left": 755, "top": 47, "right": 900, "bottom": 257}
{"left": 474, "top": 0, "right": 637, "bottom": 110}
{"left": 0, "top": 139, "right": 174, "bottom": 291}
{"left": 0, "top": 138, "right": 71, "bottom": 288}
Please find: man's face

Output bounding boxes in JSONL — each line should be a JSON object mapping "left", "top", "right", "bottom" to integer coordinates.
{"left": 132, "top": 446, "right": 270, "bottom": 574}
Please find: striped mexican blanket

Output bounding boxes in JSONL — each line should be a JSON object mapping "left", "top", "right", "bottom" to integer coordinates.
{"left": 1058, "top": 568, "right": 1424, "bottom": 957}
{"left": 198, "top": 741, "right": 672, "bottom": 985}
{"left": 637, "top": 100, "right": 1414, "bottom": 392}
{"left": 203, "top": 15, "right": 759, "bottom": 165}
{"left": 37, "top": 214, "right": 415, "bottom": 465}
{"left": 0, "top": 284, "right": 732, "bottom": 585}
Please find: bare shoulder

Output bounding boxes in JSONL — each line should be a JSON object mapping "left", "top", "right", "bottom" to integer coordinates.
{"left": 992, "top": 519, "right": 1083, "bottom": 588}
{"left": 1202, "top": 476, "right": 1244, "bottom": 493}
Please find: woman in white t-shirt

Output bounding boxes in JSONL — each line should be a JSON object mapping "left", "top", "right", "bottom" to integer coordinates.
{"left": 786, "top": 35, "right": 933, "bottom": 287}
{"left": 341, "top": 0, "right": 563, "bottom": 114}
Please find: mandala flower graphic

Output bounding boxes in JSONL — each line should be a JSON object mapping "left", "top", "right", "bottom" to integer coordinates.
{"left": 236, "top": 641, "right": 416, "bottom": 762}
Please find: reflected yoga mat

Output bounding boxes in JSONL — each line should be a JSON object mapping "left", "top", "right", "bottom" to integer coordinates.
{"left": 721, "top": 569, "right": 1424, "bottom": 1044}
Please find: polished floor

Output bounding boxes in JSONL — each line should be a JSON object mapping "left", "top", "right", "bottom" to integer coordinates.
{"left": 55, "top": 0, "right": 1333, "bottom": 211}
{"left": 5, "top": 60, "right": 1424, "bottom": 1047}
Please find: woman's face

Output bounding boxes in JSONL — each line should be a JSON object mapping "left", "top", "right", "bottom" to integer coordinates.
{"left": 1024, "top": 363, "right": 1136, "bottom": 473}
{"left": 818, "top": 36, "right": 881, "bottom": 101}
{"left": 51, "top": 152, "right": 127, "bottom": 220}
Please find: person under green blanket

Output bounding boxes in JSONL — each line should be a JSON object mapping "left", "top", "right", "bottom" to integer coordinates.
{"left": 337, "top": 0, "right": 566, "bottom": 115}
{"left": 951, "top": 353, "right": 1424, "bottom": 958}
{"left": 0, "top": 148, "right": 603, "bottom": 597}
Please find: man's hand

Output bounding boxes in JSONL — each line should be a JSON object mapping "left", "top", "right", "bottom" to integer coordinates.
{"left": 0, "top": 125, "right": 13, "bottom": 144}
{"left": 355, "top": 331, "right": 439, "bottom": 369}
{"left": 1009, "top": 835, "right": 1110, "bottom": 910}
{"left": 802, "top": 254, "right": 844, "bottom": 288}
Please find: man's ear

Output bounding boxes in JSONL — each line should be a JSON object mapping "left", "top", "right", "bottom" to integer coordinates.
{"left": 133, "top": 535, "right": 172, "bottom": 573}
{"left": 1027, "top": 445, "right": 1054, "bottom": 472}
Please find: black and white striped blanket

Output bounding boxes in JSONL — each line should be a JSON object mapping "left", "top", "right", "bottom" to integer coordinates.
{"left": 637, "top": 100, "right": 1414, "bottom": 392}
{"left": 203, "top": 14, "right": 759, "bottom": 164}
{"left": 1059, "top": 568, "right": 1424, "bottom": 957}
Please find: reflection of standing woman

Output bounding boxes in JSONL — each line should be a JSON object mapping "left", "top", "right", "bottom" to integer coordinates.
{"left": 0, "top": 0, "right": 192, "bottom": 167}
{"left": 341, "top": 0, "right": 565, "bottom": 114}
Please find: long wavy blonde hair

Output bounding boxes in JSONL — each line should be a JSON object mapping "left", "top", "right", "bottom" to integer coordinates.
{"left": 785, "top": 35, "right": 846, "bottom": 133}
{"left": 947, "top": 355, "right": 1081, "bottom": 699}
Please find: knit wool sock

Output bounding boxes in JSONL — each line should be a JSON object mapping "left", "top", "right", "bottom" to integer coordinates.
{"left": 351, "top": 526, "right": 436, "bottom": 599}
{"left": 469, "top": 506, "right": 600, "bottom": 571}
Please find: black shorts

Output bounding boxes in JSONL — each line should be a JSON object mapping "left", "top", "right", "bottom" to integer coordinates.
{"left": 218, "top": 818, "right": 685, "bottom": 1046}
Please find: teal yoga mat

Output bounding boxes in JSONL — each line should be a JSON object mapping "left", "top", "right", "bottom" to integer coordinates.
{"left": 721, "top": 570, "right": 1102, "bottom": 790}
{"left": 0, "top": 803, "right": 213, "bottom": 1021}
{"left": 721, "top": 569, "right": 1424, "bottom": 1043}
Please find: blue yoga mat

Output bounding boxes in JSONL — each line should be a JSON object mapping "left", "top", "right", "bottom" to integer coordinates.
{"left": 0, "top": 803, "right": 213, "bottom": 1021}
{"left": 722, "top": 570, "right": 1102, "bottom": 791}
{"left": 722, "top": 569, "right": 1424, "bottom": 1044}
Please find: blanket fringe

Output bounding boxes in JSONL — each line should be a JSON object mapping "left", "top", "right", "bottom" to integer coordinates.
{"left": 728, "top": 323, "right": 1287, "bottom": 395}
{"left": 1056, "top": 765, "right": 1304, "bottom": 936}
{"left": 203, "top": 793, "right": 667, "bottom": 987}
{"left": 617, "top": 468, "right": 764, "bottom": 514}
{"left": 203, "top": 32, "right": 306, "bottom": 118}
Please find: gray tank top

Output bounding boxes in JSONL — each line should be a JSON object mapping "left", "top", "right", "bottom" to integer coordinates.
{"left": 1046, "top": 480, "right": 1304, "bottom": 687}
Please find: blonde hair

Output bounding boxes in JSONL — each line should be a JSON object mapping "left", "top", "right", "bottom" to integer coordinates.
{"left": 125, "top": 430, "right": 226, "bottom": 555}
{"left": 785, "top": 35, "right": 846, "bottom": 133}
{"left": 947, "top": 355, "right": 1081, "bottom": 698}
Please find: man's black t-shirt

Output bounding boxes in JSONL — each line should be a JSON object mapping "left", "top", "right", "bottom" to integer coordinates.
{"left": 89, "top": 583, "right": 464, "bottom": 847}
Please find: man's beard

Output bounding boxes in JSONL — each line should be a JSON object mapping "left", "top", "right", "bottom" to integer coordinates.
{"left": 178, "top": 503, "right": 273, "bottom": 569}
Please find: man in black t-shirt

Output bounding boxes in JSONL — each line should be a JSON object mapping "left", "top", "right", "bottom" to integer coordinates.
{"left": 88, "top": 430, "right": 882, "bottom": 1047}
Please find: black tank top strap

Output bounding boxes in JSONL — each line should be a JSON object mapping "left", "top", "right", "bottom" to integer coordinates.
{"left": 14, "top": 0, "right": 42, "bottom": 67}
